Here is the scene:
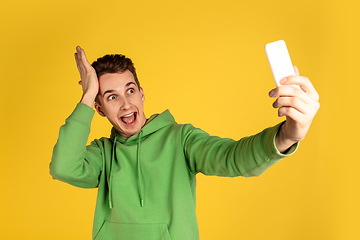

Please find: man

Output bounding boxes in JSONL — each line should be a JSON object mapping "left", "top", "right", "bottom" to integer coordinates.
{"left": 50, "top": 46, "right": 319, "bottom": 240}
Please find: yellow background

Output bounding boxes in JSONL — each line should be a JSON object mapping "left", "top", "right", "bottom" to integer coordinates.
{"left": 0, "top": 0, "right": 358, "bottom": 239}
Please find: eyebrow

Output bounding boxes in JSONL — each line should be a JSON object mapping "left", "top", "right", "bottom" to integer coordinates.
{"left": 102, "top": 82, "right": 137, "bottom": 97}
{"left": 126, "top": 82, "right": 136, "bottom": 88}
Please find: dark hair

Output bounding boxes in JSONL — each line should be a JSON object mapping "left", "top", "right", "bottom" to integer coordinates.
{"left": 91, "top": 54, "right": 140, "bottom": 104}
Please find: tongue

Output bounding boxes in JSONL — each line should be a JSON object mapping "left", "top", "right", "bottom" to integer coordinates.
{"left": 122, "top": 114, "right": 135, "bottom": 124}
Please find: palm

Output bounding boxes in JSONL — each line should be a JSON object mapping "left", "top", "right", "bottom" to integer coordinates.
{"left": 74, "top": 46, "right": 99, "bottom": 97}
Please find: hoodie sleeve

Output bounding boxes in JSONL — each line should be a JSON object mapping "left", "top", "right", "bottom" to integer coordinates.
{"left": 50, "top": 103, "right": 103, "bottom": 188}
{"left": 183, "top": 122, "right": 298, "bottom": 177}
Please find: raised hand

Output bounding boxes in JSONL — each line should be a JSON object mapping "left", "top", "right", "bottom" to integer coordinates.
{"left": 74, "top": 46, "right": 99, "bottom": 108}
{"left": 269, "top": 66, "right": 320, "bottom": 153}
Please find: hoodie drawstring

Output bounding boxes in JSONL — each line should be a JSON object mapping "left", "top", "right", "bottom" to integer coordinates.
{"left": 108, "top": 135, "right": 117, "bottom": 209}
{"left": 108, "top": 131, "right": 144, "bottom": 209}
{"left": 137, "top": 130, "right": 144, "bottom": 207}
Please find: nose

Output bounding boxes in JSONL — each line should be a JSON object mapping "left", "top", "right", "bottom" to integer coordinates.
{"left": 120, "top": 96, "right": 131, "bottom": 110}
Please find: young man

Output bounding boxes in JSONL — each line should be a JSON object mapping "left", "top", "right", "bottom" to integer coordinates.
{"left": 50, "top": 46, "right": 319, "bottom": 240}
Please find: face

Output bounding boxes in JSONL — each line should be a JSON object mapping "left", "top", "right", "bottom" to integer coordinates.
{"left": 94, "top": 70, "right": 146, "bottom": 138}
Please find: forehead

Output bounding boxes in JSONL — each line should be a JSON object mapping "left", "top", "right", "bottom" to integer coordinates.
{"left": 98, "top": 70, "right": 137, "bottom": 91}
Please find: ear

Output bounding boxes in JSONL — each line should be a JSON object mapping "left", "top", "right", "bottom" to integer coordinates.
{"left": 94, "top": 102, "right": 106, "bottom": 117}
{"left": 140, "top": 87, "right": 145, "bottom": 102}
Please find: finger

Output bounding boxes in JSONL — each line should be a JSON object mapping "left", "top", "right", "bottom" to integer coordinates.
{"left": 76, "top": 46, "right": 82, "bottom": 55}
{"left": 278, "top": 106, "right": 304, "bottom": 121}
{"left": 75, "top": 46, "right": 90, "bottom": 73}
{"left": 269, "top": 85, "right": 313, "bottom": 105}
{"left": 76, "top": 46, "right": 83, "bottom": 64}
{"left": 74, "top": 52, "right": 82, "bottom": 72}
{"left": 281, "top": 75, "right": 319, "bottom": 101}
{"left": 75, "top": 46, "right": 85, "bottom": 64}
{"left": 272, "top": 96, "right": 308, "bottom": 114}
{"left": 74, "top": 52, "right": 79, "bottom": 63}
{"left": 293, "top": 65, "right": 299, "bottom": 76}
{"left": 77, "top": 46, "right": 92, "bottom": 68}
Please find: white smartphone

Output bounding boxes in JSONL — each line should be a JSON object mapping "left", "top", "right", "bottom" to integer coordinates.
{"left": 265, "top": 40, "right": 300, "bottom": 88}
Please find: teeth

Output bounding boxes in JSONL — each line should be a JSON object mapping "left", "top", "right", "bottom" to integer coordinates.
{"left": 122, "top": 113, "right": 134, "bottom": 118}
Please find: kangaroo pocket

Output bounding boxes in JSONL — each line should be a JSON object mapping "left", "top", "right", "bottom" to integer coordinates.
{"left": 94, "top": 221, "right": 172, "bottom": 240}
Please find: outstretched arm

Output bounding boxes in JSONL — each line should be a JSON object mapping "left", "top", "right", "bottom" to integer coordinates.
{"left": 269, "top": 66, "right": 320, "bottom": 153}
{"left": 74, "top": 46, "right": 99, "bottom": 108}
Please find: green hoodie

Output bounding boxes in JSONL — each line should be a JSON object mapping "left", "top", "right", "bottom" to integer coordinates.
{"left": 50, "top": 103, "right": 297, "bottom": 240}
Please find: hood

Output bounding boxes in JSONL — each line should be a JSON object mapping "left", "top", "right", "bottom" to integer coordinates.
{"left": 107, "top": 109, "right": 176, "bottom": 209}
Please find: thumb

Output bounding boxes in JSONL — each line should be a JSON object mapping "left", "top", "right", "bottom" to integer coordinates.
{"left": 293, "top": 65, "right": 299, "bottom": 76}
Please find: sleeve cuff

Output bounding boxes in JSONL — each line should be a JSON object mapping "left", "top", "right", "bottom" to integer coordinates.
{"left": 66, "top": 103, "right": 95, "bottom": 128}
{"left": 262, "top": 121, "right": 299, "bottom": 162}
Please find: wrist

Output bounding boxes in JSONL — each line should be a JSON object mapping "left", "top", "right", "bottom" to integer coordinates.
{"left": 80, "top": 92, "right": 97, "bottom": 108}
{"left": 275, "top": 123, "right": 298, "bottom": 153}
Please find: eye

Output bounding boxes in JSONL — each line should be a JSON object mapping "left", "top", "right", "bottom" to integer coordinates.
{"left": 107, "top": 95, "right": 116, "bottom": 101}
{"left": 127, "top": 88, "right": 135, "bottom": 94}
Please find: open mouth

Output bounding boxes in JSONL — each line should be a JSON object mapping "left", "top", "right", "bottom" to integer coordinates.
{"left": 120, "top": 112, "right": 137, "bottom": 125}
